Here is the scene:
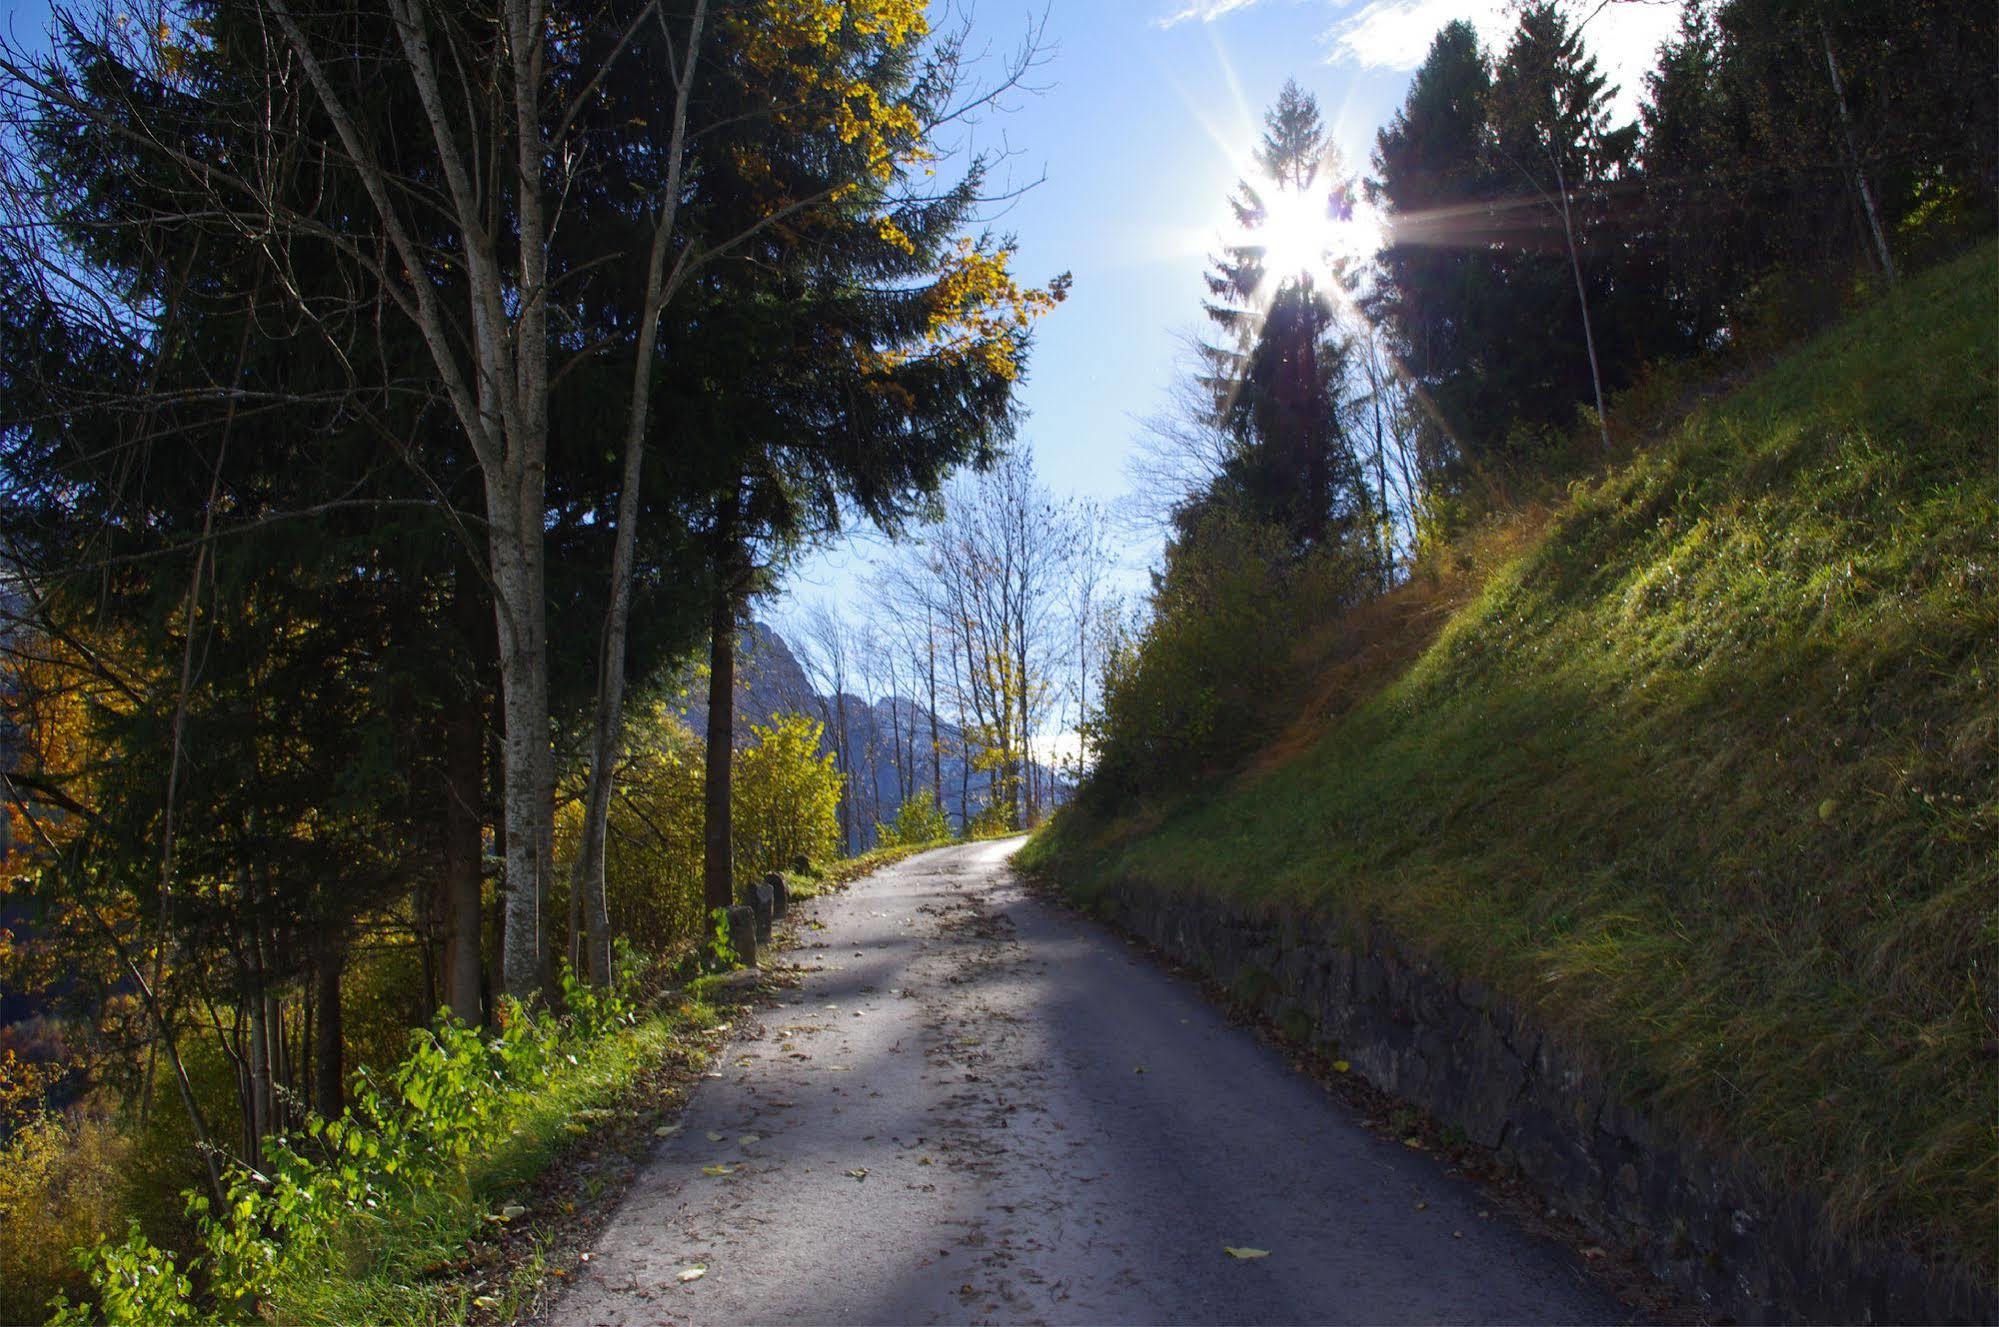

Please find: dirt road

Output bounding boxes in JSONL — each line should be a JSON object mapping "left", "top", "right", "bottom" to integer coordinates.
{"left": 548, "top": 838, "right": 1626, "bottom": 1325}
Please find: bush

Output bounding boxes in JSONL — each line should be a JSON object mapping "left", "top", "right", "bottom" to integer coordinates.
{"left": 557, "top": 704, "right": 843, "bottom": 957}
{"left": 732, "top": 714, "right": 842, "bottom": 879}
{"left": 0, "top": 1110, "right": 132, "bottom": 1323}
{"left": 51, "top": 971, "right": 637, "bottom": 1326}
{"left": 874, "top": 793, "right": 951, "bottom": 849}
{"left": 1084, "top": 509, "right": 1374, "bottom": 801}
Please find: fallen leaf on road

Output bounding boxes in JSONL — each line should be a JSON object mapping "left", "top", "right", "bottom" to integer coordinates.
{"left": 472, "top": 1294, "right": 501, "bottom": 1310}
{"left": 1333, "top": 1060, "right": 1351, "bottom": 1073}
{"left": 1224, "top": 1247, "right": 1270, "bottom": 1260}
{"left": 677, "top": 1265, "right": 707, "bottom": 1283}
{"left": 1402, "top": 1137, "right": 1425, "bottom": 1149}
{"left": 846, "top": 1167, "right": 870, "bottom": 1181}
{"left": 1133, "top": 1066, "right": 1147, "bottom": 1075}
{"left": 706, "top": 1131, "right": 726, "bottom": 1142}
{"left": 1582, "top": 1246, "right": 1608, "bottom": 1260}
{"left": 740, "top": 1134, "right": 761, "bottom": 1145}
{"left": 701, "top": 1164, "right": 736, "bottom": 1177}
{"left": 654, "top": 1125, "right": 681, "bottom": 1138}
{"left": 1413, "top": 1201, "right": 1429, "bottom": 1211}
{"left": 919, "top": 1156, "right": 934, "bottom": 1165}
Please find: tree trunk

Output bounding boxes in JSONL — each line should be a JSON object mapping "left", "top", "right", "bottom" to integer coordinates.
{"left": 834, "top": 688, "right": 851, "bottom": 853}
{"left": 1818, "top": 17, "right": 1897, "bottom": 283}
{"left": 489, "top": 481, "right": 554, "bottom": 1003}
{"left": 440, "top": 674, "right": 485, "bottom": 1024}
{"left": 703, "top": 565, "right": 739, "bottom": 913}
{"left": 313, "top": 936, "right": 344, "bottom": 1118}
{"left": 245, "top": 924, "right": 270, "bottom": 1160}
{"left": 926, "top": 620, "right": 942, "bottom": 804}
{"left": 1553, "top": 156, "right": 1611, "bottom": 455}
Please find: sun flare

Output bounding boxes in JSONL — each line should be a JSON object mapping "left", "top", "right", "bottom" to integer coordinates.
{"left": 1237, "top": 183, "right": 1380, "bottom": 291}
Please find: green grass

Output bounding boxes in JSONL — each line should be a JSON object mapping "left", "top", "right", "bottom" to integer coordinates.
{"left": 787, "top": 838, "right": 956, "bottom": 899}
{"left": 1025, "top": 243, "right": 1999, "bottom": 1273}
{"left": 262, "top": 1000, "right": 718, "bottom": 1327}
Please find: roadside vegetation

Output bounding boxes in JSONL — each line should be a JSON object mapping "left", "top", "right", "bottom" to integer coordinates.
{"left": 1028, "top": 242, "right": 1998, "bottom": 1273}
{"left": 0, "top": 0, "right": 1056, "bottom": 1320}
{"left": 1028, "top": 0, "right": 1994, "bottom": 1290}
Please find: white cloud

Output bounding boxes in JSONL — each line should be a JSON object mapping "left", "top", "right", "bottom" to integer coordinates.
{"left": 1323, "top": 0, "right": 1685, "bottom": 120}
{"left": 1150, "top": 0, "right": 1685, "bottom": 120}
{"left": 1154, "top": 0, "right": 1266, "bottom": 29}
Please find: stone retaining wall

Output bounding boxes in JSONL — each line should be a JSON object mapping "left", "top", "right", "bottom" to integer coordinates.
{"left": 1091, "top": 884, "right": 1993, "bottom": 1325}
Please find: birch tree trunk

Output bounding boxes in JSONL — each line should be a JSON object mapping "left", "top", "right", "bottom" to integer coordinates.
{"left": 1818, "top": 17, "right": 1897, "bottom": 283}
{"left": 567, "top": 0, "right": 708, "bottom": 986}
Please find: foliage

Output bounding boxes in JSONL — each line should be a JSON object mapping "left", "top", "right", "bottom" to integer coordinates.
{"left": 1034, "top": 245, "right": 1999, "bottom": 1272}
{"left": 873, "top": 793, "right": 951, "bottom": 849}
{"left": 558, "top": 703, "right": 844, "bottom": 954}
{"left": 732, "top": 715, "right": 843, "bottom": 881}
{"left": 1083, "top": 509, "right": 1376, "bottom": 802}
{"left": 564, "top": 698, "right": 709, "bottom": 957}
{"left": 51, "top": 964, "right": 643, "bottom": 1325}
{"left": 0, "top": 1111, "right": 133, "bottom": 1322}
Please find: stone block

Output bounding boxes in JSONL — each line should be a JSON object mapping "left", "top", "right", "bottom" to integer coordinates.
{"left": 764, "top": 870, "right": 789, "bottom": 922}
{"left": 724, "top": 904, "right": 758, "bottom": 968}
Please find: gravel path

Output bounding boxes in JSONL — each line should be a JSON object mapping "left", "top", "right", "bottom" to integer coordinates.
{"left": 547, "top": 838, "right": 1627, "bottom": 1326}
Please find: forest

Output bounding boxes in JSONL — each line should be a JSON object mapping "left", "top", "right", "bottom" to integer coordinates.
{"left": 0, "top": 0, "right": 1992, "bottom": 1321}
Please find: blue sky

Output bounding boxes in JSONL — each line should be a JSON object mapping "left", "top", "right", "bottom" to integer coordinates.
{"left": 781, "top": 0, "right": 1684, "bottom": 616}
{"left": 0, "top": 0, "right": 1683, "bottom": 621}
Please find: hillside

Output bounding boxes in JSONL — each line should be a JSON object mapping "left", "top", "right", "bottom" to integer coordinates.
{"left": 1024, "top": 243, "right": 1998, "bottom": 1276}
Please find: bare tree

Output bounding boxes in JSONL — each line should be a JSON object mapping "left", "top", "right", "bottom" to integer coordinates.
{"left": 922, "top": 452, "right": 1086, "bottom": 829}
{"left": 1119, "top": 334, "right": 1241, "bottom": 537}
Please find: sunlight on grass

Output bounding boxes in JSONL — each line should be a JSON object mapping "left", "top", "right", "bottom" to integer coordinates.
{"left": 1027, "top": 242, "right": 1999, "bottom": 1272}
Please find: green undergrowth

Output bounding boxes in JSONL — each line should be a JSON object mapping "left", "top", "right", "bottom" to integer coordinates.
{"left": 1024, "top": 243, "right": 1999, "bottom": 1273}
{"left": 55, "top": 972, "right": 719, "bottom": 1327}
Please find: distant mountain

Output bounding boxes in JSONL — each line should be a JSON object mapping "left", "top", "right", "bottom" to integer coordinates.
{"left": 679, "top": 623, "right": 1068, "bottom": 853}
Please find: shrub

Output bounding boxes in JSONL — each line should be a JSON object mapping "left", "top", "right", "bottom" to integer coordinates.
{"left": 557, "top": 705, "right": 843, "bottom": 958}
{"left": 732, "top": 713, "right": 842, "bottom": 878}
{"left": 50, "top": 971, "right": 636, "bottom": 1326}
{"left": 558, "top": 697, "right": 707, "bottom": 956}
{"left": 1084, "top": 509, "right": 1375, "bottom": 801}
{"left": 0, "top": 1110, "right": 132, "bottom": 1323}
{"left": 874, "top": 793, "right": 950, "bottom": 848}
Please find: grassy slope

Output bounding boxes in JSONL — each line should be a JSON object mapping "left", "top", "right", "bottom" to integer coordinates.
{"left": 1024, "top": 244, "right": 1998, "bottom": 1271}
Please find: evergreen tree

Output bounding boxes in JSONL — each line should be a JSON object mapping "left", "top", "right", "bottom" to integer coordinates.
{"left": 1366, "top": 21, "right": 1499, "bottom": 486}
{"left": 1196, "top": 81, "right": 1373, "bottom": 560}
{"left": 1639, "top": 2, "right": 1737, "bottom": 351}
{"left": 1485, "top": 2, "right": 1640, "bottom": 449}
{"left": 645, "top": 26, "right": 1058, "bottom": 911}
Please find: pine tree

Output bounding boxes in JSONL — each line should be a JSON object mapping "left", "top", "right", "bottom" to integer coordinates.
{"left": 1365, "top": 22, "right": 1501, "bottom": 484}
{"left": 1196, "top": 81, "right": 1372, "bottom": 559}
{"left": 1485, "top": 1, "right": 1639, "bottom": 451}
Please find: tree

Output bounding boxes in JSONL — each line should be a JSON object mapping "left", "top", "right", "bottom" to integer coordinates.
{"left": 644, "top": 16, "right": 1062, "bottom": 908}
{"left": 0, "top": 0, "right": 973, "bottom": 999}
{"left": 1195, "top": 81, "right": 1375, "bottom": 558}
{"left": 1639, "top": 2, "right": 1738, "bottom": 351}
{"left": 1485, "top": 2, "right": 1640, "bottom": 454}
{"left": 923, "top": 452, "right": 1084, "bottom": 829}
{"left": 1367, "top": 21, "right": 1502, "bottom": 483}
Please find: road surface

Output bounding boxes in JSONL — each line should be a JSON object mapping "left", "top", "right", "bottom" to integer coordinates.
{"left": 549, "top": 838, "right": 1628, "bottom": 1326}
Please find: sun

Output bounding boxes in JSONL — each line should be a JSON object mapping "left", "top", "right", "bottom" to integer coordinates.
{"left": 1240, "top": 183, "right": 1381, "bottom": 290}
